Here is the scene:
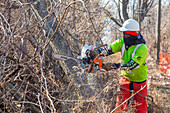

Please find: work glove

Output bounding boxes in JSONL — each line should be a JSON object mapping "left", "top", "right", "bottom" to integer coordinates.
{"left": 89, "top": 50, "right": 99, "bottom": 59}
{"left": 102, "top": 63, "right": 120, "bottom": 71}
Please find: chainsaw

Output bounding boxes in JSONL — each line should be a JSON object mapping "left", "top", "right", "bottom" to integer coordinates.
{"left": 78, "top": 42, "right": 107, "bottom": 73}
{"left": 53, "top": 42, "right": 107, "bottom": 73}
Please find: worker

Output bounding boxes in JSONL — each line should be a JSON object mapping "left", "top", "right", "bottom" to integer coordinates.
{"left": 89, "top": 19, "right": 148, "bottom": 113}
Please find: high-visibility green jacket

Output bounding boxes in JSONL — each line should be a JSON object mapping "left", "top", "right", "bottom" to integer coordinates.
{"left": 110, "top": 38, "right": 148, "bottom": 82}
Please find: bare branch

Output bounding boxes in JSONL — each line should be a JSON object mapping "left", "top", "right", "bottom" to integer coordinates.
{"left": 102, "top": 8, "right": 122, "bottom": 27}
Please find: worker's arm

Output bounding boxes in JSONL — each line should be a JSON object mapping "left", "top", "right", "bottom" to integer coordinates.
{"left": 120, "top": 44, "right": 148, "bottom": 71}
{"left": 120, "top": 59, "right": 139, "bottom": 70}
{"left": 102, "top": 60, "right": 139, "bottom": 71}
{"left": 89, "top": 38, "right": 124, "bottom": 58}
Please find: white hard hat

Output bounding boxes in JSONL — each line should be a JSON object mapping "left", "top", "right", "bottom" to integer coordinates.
{"left": 119, "top": 19, "right": 140, "bottom": 31}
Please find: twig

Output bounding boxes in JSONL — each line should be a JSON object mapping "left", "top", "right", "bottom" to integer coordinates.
{"left": 83, "top": 4, "right": 105, "bottom": 46}
{"left": 66, "top": 28, "right": 83, "bottom": 44}
{"left": 39, "top": 50, "right": 56, "bottom": 113}
{"left": 1, "top": 65, "right": 24, "bottom": 87}
{"left": 3, "top": 83, "right": 41, "bottom": 113}
{"left": 91, "top": 102, "right": 99, "bottom": 113}
{"left": 101, "top": 7, "right": 122, "bottom": 27}
{"left": 20, "top": 2, "right": 60, "bottom": 36}
{"left": 38, "top": 93, "right": 44, "bottom": 113}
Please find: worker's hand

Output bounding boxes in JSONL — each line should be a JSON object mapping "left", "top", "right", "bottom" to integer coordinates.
{"left": 102, "top": 63, "right": 113, "bottom": 71}
{"left": 102, "top": 63, "right": 120, "bottom": 71}
{"left": 89, "top": 50, "right": 99, "bottom": 59}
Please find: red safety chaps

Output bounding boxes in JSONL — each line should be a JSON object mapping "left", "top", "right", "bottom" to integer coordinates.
{"left": 115, "top": 77, "right": 147, "bottom": 113}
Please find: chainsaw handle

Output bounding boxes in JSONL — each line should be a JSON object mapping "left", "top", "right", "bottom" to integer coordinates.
{"left": 88, "top": 56, "right": 95, "bottom": 73}
{"left": 88, "top": 63, "right": 107, "bottom": 73}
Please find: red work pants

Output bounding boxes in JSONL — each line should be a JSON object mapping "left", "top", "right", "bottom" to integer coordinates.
{"left": 115, "top": 77, "right": 147, "bottom": 113}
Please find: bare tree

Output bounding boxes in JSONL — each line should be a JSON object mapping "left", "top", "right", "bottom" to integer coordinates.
{"left": 102, "top": 0, "right": 155, "bottom": 26}
{"left": 0, "top": 0, "right": 169, "bottom": 113}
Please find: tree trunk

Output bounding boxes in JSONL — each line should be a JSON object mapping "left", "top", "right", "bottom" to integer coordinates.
{"left": 35, "top": 1, "right": 94, "bottom": 111}
{"left": 35, "top": 1, "right": 77, "bottom": 77}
